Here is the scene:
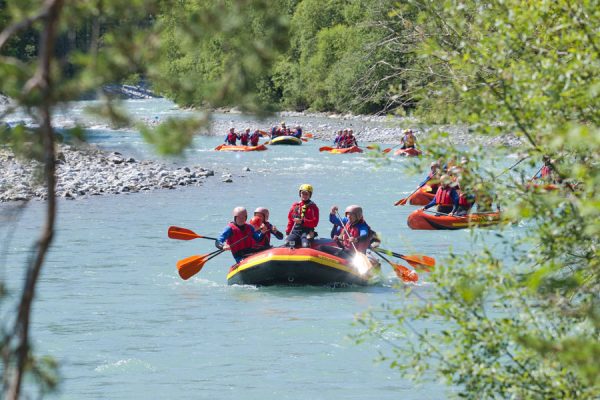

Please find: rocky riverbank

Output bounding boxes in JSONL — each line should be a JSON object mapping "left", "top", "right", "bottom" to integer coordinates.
{"left": 0, "top": 144, "right": 214, "bottom": 202}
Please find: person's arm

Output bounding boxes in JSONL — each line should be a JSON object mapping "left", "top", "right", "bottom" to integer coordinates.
{"left": 422, "top": 197, "right": 437, "bottom": 210}
{"left": 285, "top": 206, "right": 295, "bottom": 235}
{"left": 250, "top": 225, "right": 264, "bottom": 242}
{"left": 215, "top": 226, "right": 232, "bottom": 249}
{"left": 329, "top": 206, "right": 342, "bottom": 226}
{"left": 418, "top": 174, "right": 431, "bottom": 188}
{"left": 450, "top": 189, "right": 460, "bottom": 214}
{"left": 271, "top": 226, "right": 284, "bottom": 240}
{"left": 302, "top": 204, "right": 319, "bottom": 228}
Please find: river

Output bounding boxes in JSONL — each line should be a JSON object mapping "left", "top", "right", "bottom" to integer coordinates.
{"left": 1, "top": 99, "right": 518, "bottom": 399}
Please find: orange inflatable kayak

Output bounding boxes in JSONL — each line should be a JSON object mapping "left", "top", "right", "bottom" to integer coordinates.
{"left": 226, "top": 240, "right": 380, "bottom": 286}
{"left": 394, "top": 148, "right": 422, "bottom": 157}
{"left": 408, "top": 185, "right": 435, "bottom": 206}
{"left": 215, "top": 144, "right": 267, "bottom": 152}
{"left": 319, "top": 146, "right": 363, "bottom": 154}
{"left": 407, "top": 209, "right": 502, "bottom": 230}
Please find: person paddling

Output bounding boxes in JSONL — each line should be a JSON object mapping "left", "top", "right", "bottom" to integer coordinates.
{"left": 421, "top": 175, "right": 459, "bottom": 215}
{"left": 400, "top": 128, "right": 417, "bottom": 149}
{"left": 239, "top": 128, "right": 250, "bottom": 146}
{"left": 285, "top": 184, "right": 319, "bottom": 248}
{"left": 215, "top": 207, "right": 264, "bottom": 262}
{"left": 250, "top": 207, "right": 284, "bottom": 250}
{"left": 418, "top": 161, "right": 441, "bottom": 192}
{"left": 329, "top": 205, "right": 374, "bottom": 255}
{"left": 249, "top": 129, "right": 261, "bottom": 146}
{"left": 224, "top": 127, "right": 237, "bottom": 145}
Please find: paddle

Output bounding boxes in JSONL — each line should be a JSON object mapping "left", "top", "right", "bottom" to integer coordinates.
{"left": 176, "top": 234, "right": 250, "bottom": 280}
{"left": 168, "top": 226, "right": 218, "bottom": 241}
{"left": 366, "top": 144, "right": 378, "bottom": 150}
{"left": 372, "top": 247, "right": 435, "bottom": 272}
{"left": 382, "top": 144, "right": 401, "bottom": 154}
{"left": 394, "top": 186, "right": 422, "bottom": 206}
{"left": 372, "top": 249, "right": 418, "bottom": 283}
{"left": 304, "top": 133, "right": 314, "bottom": 138}
{"left": 177, "top": 249, "right": 225, "bottom": 280}
{"left": 214, "top": 144, "right": 224, "bottom": 151}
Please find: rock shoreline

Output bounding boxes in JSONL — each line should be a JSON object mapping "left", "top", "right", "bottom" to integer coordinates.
{"left": 0, "top": 144, "right": 214, "bottom": 202}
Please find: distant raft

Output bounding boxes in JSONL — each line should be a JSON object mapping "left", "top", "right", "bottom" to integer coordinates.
{"left": 227, "top": 240, "right": 380, "bottom": 286}
{"left": 214, "top": 144, "right": 267, "bottom": 152}
{"left": 407, "top": 209, "right": 502, "bottom": 230}
{"left": 325, "top": 146, "right": 363, "bottom": 154}
{"left": 408, "top": 185, "right": 436, "bottom": 206}
{"left": 269, "top": 136, "right": 303, "bottom": 145}
{"left": 394, "top": 148, "right": 422, "bottom": 157}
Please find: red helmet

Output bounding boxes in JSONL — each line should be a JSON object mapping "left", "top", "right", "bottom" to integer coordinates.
{"left": 254, "top": 207, "right": 269, "bottom": 221}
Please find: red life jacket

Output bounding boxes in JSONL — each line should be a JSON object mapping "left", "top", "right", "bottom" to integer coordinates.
{"left": 227, "top": 222, "right": 255, "bottom": 254}
{"left": 458, "top": 192, "right": 474, "bottom": 207}
{"left": 341, "top": 219, "right": 371, "bottom": 253}
{"left": 540, "top": 165, "right": 551, "bottom": 178}
{"left": 286, "top": 200, "right": 319, "bottom": 234}
{"left": 434, "top": 187, "right": 454, "bottom": 206}
{"left": 240, "top": 132, "right": 249, "bottom": 145}
{"left": 227, "top": 132, "right": 237, "bottom": 144}
{"left": 253, "top": 221, "right": 273, "bottom": 248}
{"left": 250, "top": 132, "right": 260, "bottom": 146}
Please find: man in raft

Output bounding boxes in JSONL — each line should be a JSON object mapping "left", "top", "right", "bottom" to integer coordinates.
{"left": 249, "top": 207, "right": 284, "bottom": 250}
{"left": 249, "top": 129, "right": 261, "bottom": 146}
{"left": 400, "top": 128, "right": 417, "bottom": 149}
{"left": 421, "top": 174, "right": 460, "bottom": 215}
{"left": 215, "top": 207, "right": 264, "bottom": 262}
{"left": 418, "top": 162, "right": 441, "bottom": 193}
{"left": 224, "top": 127, "right": 237, "bottom": 145}
{"left": 285, "top": 184, "right": 320, "bottom": 248}
{"left": 329, "top": 205, "right": 375, "bottom": 255}
{"left": 239, "top": 128, "right": 251, "bottom": 146}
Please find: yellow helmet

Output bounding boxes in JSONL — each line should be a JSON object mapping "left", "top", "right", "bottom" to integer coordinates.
{"left": 299, "top": 184, "right": 313, "bottom": 195}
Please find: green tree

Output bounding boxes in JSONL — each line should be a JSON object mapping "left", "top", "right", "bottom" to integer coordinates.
{"left": 356, "top": 0, "right": 599, "bottom": 398}
{"left": 0, "top": 1, "right": 287, "bottom": 398}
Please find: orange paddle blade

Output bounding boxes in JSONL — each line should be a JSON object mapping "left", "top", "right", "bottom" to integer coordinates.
{"left": 319, "top": 146, "right": 333, "bottom": 152}
{"left": 402, "top": 254, "right": 435, "bottom": 268}
{"left": 394, "top": 198, "right": 408, "bottom": 206}
{"left": 176, "top": 255, "right": 207, "bottom": 280}
{"left": 382, "top": 148, "right": 392, "bottom": 153}
{"left": 301, "top": 138, "right": 308, "bottom": 142}
{"left": 214, "top": 144, "right": 223, "bottom": 151}
{"left": 168, "top": 226, "right": 200, "bottom": 240}
{"left": 393, "top": 264, "right": 418, "bottom": 283}
{"left": 304, "top": 133, "right": 314, "bottom": 138}
{"left": 366, "top": 144, "right": 377, "bottom": 150}
{"left": 259, "top": 130, "right": 269, "bottom": 137}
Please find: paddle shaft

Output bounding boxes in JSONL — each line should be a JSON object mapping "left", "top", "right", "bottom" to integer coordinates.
{"left": 395, "top": 185, "right": 422, "bottom": 206}
{"left": 334, "top": 211, "right": 360, "bottom": 253}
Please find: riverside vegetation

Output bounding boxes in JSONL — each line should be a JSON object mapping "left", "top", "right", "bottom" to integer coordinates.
{"left": 0, "top": 1, "right": 598, "bottom": 399}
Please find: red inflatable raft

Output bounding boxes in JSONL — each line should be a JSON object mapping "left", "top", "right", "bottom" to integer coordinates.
{"left": 226, "top": 240, "right": 380, "bottom": 286}
{"left": 394, "top": 148, "right": 422, "bottom": 157}
{"left": 408, "top": 185, "right": 435, "bottom": 206}
{"left": 407, "top": 209, "right": 502, "bottom": 230}
{"left": 215, "top": 144, "right": 267, "bottom": 152}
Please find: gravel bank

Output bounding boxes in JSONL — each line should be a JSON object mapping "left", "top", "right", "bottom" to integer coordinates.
{"left": 0, "top": 144, "right": 214, "bottom": 202}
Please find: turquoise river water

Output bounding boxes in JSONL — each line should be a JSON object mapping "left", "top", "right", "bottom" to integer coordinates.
{"left": 1, "top": 99, "right": 521, "bottom": 399}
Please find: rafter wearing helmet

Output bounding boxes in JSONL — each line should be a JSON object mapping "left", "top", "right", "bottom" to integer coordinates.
{"left": 329, "top": 205, "right": 376, "bottom": 254}
{"left": 249, "top": 207, "right": 284, "bottom": 250}
{"left": 285, "top": 184, "right": 320, "bottom": 248}
{"left": 400, "top": 128, "right": 417, "bottom": 149}
{"left": 215, "top": 207, "right": 264, "bottom": 263}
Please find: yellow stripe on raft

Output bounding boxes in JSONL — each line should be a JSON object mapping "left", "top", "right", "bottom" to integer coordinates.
{"left": 226, "top": 253, "right": 360, "bottom": 280}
